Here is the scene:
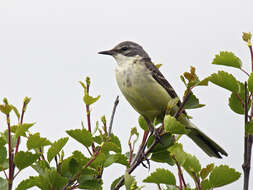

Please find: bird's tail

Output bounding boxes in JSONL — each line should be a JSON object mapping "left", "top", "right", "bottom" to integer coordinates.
{"left": 186, "top": 121, "right": 228, "bottom": 158}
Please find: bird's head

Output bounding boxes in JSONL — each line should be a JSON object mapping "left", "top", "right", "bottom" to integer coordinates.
{"left": 98, "top": 41, "right": 150, "bottom": 65}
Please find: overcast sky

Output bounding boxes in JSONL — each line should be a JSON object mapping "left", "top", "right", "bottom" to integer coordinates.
{"left": 0, "top": 0, "right": 253, "bottom": 189}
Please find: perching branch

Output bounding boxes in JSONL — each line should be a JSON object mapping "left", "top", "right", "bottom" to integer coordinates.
{"left": 108, "top": 96, "right": 119, "bottom": 137}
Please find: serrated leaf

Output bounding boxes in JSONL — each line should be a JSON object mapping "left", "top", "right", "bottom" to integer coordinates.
{"left": 46, "top": 169, "right": 68, "bottom": 190}
{"left": 91, "top": 152, "right": 106, "bottom": 167}
{"left": 212, "top": 51, "right": 242, "bottom": 69}
{"left": 16, "top": 176, "right": 42, "bottom": 190}
{"left": 0, "top": 136, "right": 6, "bottom": 146}
{"left": 83, "top": 93, "right": 100, "bottom": 105}
{"left": 66, "top": 128, "right": 92, "bottom": 147}
{"left": 104, "top": 153, "right": 129, "bottom": 167}
{"left": 196, "top": 77, "right": 209, "bottom": 86}
{"left": 111, "top": 176, "right": 123, "bottom": 190}
{"left": 0, "top": 146, "right": 7, "bottom": 164}
{"left": 229, "top": 82, "right": 250, "bottom": 115}
{"left": 201, "top": 179, "right": 211, "bottom": 190}
{"left": 209, "top": 71, "right": 239, "bottom": 92}
{"left": 209, "top": 165, "right": 241, "bottom": 187}
{"left": 101, "top": 142, "right": 121, "bottom": 153}
{"left": 147, "top": 133, "right": 174, "bottom": 153}
{"left": 27, "top": 133, "right": 51, "bottom": 150}
{"left": 248, "top": 72, "right": 253, "bottom": 91}
{"left": 32, "top": 160, "right": 50, "bottom": 175}
{"left": 11, "top": 105, "right": 20, "bottom": 119}
{"left": 138, "top": 115, "right": 148, "bottom": 130}
{"left": 200, "top": 163, "right": 214, "bottom": 180}
{"left": 164, "top": 115, "right": 189, "bottom": 134}
{"left": 151, "top": 150, "right": 174, "bottom": 165}
{"left": 0, "top": 177, "right": 8, "bottom": 190}
{"left": 78, "top": 177, "right": 103, "bottom": 190}
{"left": 168, "top": 143, "right": 187, "bottom": 165}
{"left": 15, "top": 123, "right": 35, "bottom": 137}
{"left": 183, "top": 92, "right": 205, "bottom": 109}
{"left": 245, "top": 121, "right": 253, "bottom": 135}
{"left": 14, "top": 151, "right": 40, "bottom": 170}
{"left": 110, "top": 134, "right": 122, "bottom": 152}
{"left": 182, "top": 153, "right": 201, "bottom": 175}
{"left": 125, "top": 172, "right": 136, "bottom": 190}
{"left": 47, "top": 137, "right": 68, "bottom": 163}
{"left": 143, "top": 168, "right": 176, "bottom": 185}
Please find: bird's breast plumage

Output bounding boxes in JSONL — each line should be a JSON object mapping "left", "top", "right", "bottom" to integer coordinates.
{"left": 115, "top": 60, "right": 171, "bottom": 121}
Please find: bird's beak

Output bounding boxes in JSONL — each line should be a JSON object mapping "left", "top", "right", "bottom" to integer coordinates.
{"left": 98, "top": 49, "right": 115, "bottom": 56}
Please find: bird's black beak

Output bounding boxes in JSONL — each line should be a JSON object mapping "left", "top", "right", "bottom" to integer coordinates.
{"left": 98, "top": 49, "right": 115, "bottom": 56}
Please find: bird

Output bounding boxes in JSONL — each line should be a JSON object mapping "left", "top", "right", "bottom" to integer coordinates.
{"left": 98, "top": 41, "right": 228, "bottom": 158}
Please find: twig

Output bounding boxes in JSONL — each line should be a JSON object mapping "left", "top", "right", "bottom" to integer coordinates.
{"left": 85, "top": 84, "right": 95, "bottom": 153}
{"left": 157, "top": 184, "right": 162, "bottom": 190}
{"left": 192, "top": 172, "right": 201, "bottom": 190}
{"left": 174, "top": 158, "right": 186, "bottom": 189}
{"left": 62, "top": 146, "right": 102, "bottom": 190}
{"left": 108, "top": 96, "right": 119, "bottom": 136}
{"left": 1, "top": 167, "right": 8, "bottom": 180}
{"left": 240, "top": 68, "right": 250, "bottom": 76}
{"left": 7, "top": 113, "right": 13, "bottom": 190}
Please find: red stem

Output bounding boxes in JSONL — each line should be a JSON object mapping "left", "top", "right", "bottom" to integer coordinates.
{"left": 7, "top": 114, "right": 13, "bottom": 189}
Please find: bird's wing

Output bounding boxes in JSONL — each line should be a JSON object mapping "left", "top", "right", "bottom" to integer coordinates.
{"left": 142, "top": 58, "right": 182, "bottom": 108}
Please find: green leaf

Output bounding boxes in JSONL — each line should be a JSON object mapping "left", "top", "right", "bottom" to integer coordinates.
{"left": 66, "top": 128, "right": 92, "bottom": 147}
{"left": 104, "top": 153, "right": 129, "bottom": 167}
{"left": 151, "top": 150, "right": 174, "bottom": 165}
{"left": 15, "top": 123, "right": 35, "bottom": 137}
{"left": 200, "top": 163, "right": 214, "bottom": 180}
{"left": 209, "top": 165, "right": 241, "bottom": 188}
{"left": 11, "top": 105, "right": 20, "bottom": 119}
{"left": 32, "top": 160, "right": 50, "bottom": 175}
{"left": 0, "top": 146, "right": 7, "bottom": 164}
{"left": 0, "top": 177, "right": 8, "bottom": 190}
{"left": 201, "top": 179, "right": 211, "bottom": 190}
{"left": 27, "top": 133, "right": 51, "bottom": 150}
{"left": 229, "top": 82, "right": 250, "bottom": 115}
{"left": 212, "top": 51, "right": 242, "bottom": 69}
{"left": 16, "top": 176, "right": 42, "bottom": 190}
{"left": 91, "top": 153, "right": 106, "bottom": 167}
{"left": 83, "top": 93, "right": 100, "bottom": 105}
{"left": 147, "top": 133, "right": 174, "bottom": 153}
{"left": 138, "top": 115, "right": 148, "bottom": 130}
{"left": 245, "top": 121, "right": 253, "bottom": 135}
{"left": 242, "top": 32, "right": 252, "bottom": 42}
{"left": 46, "top": 169, "right": 68, "bottom": 190}
{"left": 248, "top": 72, "right": 253, "bottom": 91}
{"left": 196, "top": 77, "right": 210, "bottom": 86}
{"left": 14, "top": 151, "right": 40, "bottom": 170}
{"left": 79, "top": 81, "right": 87, "bottom": 91}
{"left": 166, "top": 185, "right": 180, "bottom": 190}
{"left": 111, "top": 176, "right": 123, "bottom": 190}
{"left": 167, "top": 97, "right": 179, "bottom": 110}
{"left": 168, "top": 143, "right": 187, "bottom": 165}
{"left": 78, "top": 177, "right": 103, "bottom": 190}
{"left": 164, "top": 115, "right": 189, "bottom": 134}
{"left": 182, "top": 153, "right": 201, "bottom": 175}
{"left": 110, "top": 134, "right": 122, "bottom": 152}
{"left": 101, "top": 142, "right": 121, "bottom": 153}
{"left": 0, "top": 104, "right": 12, "bottom": 115}
{"left": 47, "top": 137, "right": 68, "bottom": 163}
{"left": 209, "top": 71, "right": 239, "bottom": 92}
{"left": 183, "top": 93, "right": 205, "bottom": 109}
{"left": 0, "top": 136, "right": 6, "bottom": 146}
{"left": 125, "top": 172, "right": 137, "bottom": 190}
{"left": 143, "top": 168, "right": 176, "bottom": 185}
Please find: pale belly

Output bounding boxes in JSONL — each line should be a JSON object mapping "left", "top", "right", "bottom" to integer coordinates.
{"left": 115, "top": 63, "right": 171, "bottom": 121}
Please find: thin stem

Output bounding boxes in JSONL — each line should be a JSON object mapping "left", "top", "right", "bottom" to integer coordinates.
{"left": 249, "top": 45, "right": 253, "bottom": 72}
{"left": 108, "top": 96, "right": 119, "bottom": 136}
{"left": 240, "top": 68, "right": 250, "bottom": 76}
{"left": 62, "top": 146, "right": 102, "bottom": 190}
{"left": 85, "top": 84, "right": 95, "bottom": 153}
{"left": 7, "top": 113, "right": 13, "bottom": 190}
{"left": 235, "top": 93, "right": 245, "bottom": 107}
{"left": 157, "top": 184, "right": 162, "bottom": 190}
{"left": 192, "top": 172, "right": 201, "bottom": 190}
{"left": 1, "top": 167, "right": 8, "bottom": 180}
{"left": 174, "top": 159, "right": 186, "bottom": 188}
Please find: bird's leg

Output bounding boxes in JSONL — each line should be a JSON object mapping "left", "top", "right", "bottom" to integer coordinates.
{"left": 144, "top": 117, "right": 161, "bottom": 142}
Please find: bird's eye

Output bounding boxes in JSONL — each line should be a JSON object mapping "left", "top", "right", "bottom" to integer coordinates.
{"left": 121, "top": 47, "right": 128, "bottom": 51}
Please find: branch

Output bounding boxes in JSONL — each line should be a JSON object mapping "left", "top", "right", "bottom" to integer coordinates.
{"left": 7, "top": 113, "right": 13, "bottom": 190}
{"left": 108, "top": 96, "right": 119, "bottom": 137}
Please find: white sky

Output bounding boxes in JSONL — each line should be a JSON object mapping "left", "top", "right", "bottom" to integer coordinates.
{"left": 0, "top": 0, "right": 253, "bottom": 189}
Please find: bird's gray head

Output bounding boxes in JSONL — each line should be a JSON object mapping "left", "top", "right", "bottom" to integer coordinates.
{"left": 98, "top": 41, "right": 150, "bottom": 64}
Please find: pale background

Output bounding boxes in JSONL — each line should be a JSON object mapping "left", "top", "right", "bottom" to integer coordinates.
{"left": 0, "top": 0, "right": 253, "bottom": 189}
